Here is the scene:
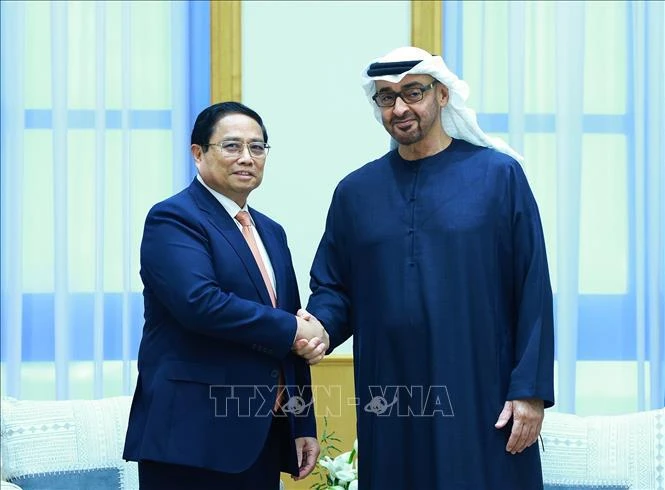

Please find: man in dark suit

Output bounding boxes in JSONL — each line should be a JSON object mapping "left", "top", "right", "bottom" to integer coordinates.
{"left": 123, "top": 102, "right": 328, "bottom": 489}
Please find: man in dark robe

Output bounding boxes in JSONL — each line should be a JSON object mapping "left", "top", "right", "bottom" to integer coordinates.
{"left": 300, "top": 47, "right": 555, "bottom": 489}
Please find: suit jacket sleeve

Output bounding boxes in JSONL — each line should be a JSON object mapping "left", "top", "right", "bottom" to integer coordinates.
{"left": 140, "top": 201, "right": 297, "bottom": 360}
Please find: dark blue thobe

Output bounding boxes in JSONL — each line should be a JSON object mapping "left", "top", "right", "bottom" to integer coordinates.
{"left": 308, "top": 139, "right": 555, "bottom": 490}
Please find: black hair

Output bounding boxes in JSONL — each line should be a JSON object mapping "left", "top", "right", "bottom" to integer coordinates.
{"left": 190, "top": 102, "right": 268, "bottom": 151}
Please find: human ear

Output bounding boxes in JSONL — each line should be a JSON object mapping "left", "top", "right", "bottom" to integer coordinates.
{"left": 191, "top": 144, "right": 203, "bottom": 162}
{"left": 439, "top": 84, "right": 449, "bottom": 107}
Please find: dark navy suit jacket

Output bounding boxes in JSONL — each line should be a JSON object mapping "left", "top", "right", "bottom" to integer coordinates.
{"left": 123, "top": 178, "right": 316, "bottom": 474}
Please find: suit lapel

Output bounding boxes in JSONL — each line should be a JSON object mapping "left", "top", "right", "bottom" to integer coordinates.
{"left": 188, "top": 179, "right": 273, "bottom": 306}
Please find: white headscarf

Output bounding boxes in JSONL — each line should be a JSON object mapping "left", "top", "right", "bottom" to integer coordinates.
{"left": 361, "top": 46, "right": 523, "bottom": 163}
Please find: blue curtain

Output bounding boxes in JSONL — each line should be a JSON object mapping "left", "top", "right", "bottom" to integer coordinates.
{"left": 443, "top": 0, "right": 664, "bottom": 413}
{"left": 0, "top": 0, "right": 210, "bottom": 400}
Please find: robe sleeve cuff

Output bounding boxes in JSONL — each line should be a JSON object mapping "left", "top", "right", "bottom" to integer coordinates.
{"left": 506, "top": 385, "right": 555, "bottom": 408}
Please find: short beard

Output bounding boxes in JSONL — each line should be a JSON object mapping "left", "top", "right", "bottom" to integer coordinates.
{"left": 388, "top": 126, "right": 423, "bottom": 145}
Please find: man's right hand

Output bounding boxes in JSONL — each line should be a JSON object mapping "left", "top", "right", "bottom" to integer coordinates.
{"left": 292, "top": 309, "right": 329, "bottom": 365}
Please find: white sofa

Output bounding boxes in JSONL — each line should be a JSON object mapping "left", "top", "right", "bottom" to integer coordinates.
{"left": 540, "top": 408, "right": 664, "bottom": 489}
{"left": 1, "top": 396, "right": 137, "bottom": 490}
{"left": 1, "top": 396, "right": 663, "bottom": 489}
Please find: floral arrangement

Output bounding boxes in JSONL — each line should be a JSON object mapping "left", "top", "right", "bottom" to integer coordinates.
{"left": 310, "top": 417, "right": 358, "bottom": 490}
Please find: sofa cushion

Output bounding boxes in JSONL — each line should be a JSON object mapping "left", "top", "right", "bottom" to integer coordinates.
{"left": 0, "top": 396, "right": 137, "bottom": 490}
{"left": 541, "top": 408, "right": 665, "bottom": 490}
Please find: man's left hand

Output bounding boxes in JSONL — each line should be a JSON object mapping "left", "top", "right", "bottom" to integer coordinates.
{"left": 494, "top": 398, "right": 544, "bottom": 454}
{"left": 293, "top": 436, "right": 320, "bottom": 480}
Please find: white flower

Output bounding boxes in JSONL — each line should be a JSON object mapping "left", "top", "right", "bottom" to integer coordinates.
{"left": 314, "top": 425, "right": 359, "bottom": 490}
{"left": 336, "top": 469, "right": 356, "bottom": 484}
{"left": 319, "top": 451, "right": 356, "bottom": 483}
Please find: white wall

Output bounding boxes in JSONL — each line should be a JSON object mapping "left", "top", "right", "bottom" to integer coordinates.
{"left": 243, "top": 1, "right": 410, "bottom": 353}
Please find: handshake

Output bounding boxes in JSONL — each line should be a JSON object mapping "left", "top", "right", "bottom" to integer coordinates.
{"left": 292, "top": 309, "right": 329, "bottom": 365}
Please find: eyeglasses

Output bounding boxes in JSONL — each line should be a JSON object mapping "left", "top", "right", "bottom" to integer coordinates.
{"left": 372, "top": 82, "right": 438, "bottom": 108}
{"left": 204, "top": 140, "right": 270, "bottom": 158}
